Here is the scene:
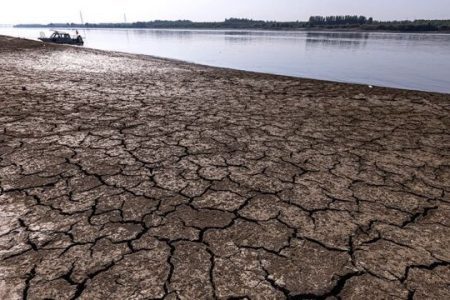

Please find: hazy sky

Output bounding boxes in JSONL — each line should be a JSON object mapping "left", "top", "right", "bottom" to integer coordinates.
{"left": 1, "top": 0, "right": 450, "bottom": 24}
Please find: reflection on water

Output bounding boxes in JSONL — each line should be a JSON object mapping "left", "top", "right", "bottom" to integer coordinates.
{"left": 307, "top": 32, "right": 370, "bottom": 39}
{"left": 305, "top": 32, "right": 369, "bottom": 49}
{"left": 1, "top": 27, "right": 449, "bottom": 93}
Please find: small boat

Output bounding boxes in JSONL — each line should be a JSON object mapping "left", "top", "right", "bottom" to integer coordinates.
{"left": 39, "top": 31, "right": 84, "bottom": 46}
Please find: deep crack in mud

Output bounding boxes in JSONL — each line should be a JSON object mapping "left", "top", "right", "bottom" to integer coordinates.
{"left": 0, "top": 36, "right": 449, "bottom": 299}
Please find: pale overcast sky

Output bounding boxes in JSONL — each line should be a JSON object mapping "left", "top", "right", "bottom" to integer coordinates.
{"left": 1, "top": 0, "right": 449, "bottom": 24}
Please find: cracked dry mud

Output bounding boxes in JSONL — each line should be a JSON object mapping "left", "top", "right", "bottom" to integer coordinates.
{"left": 0, "top": 35, "right": 449, "bottom": 300}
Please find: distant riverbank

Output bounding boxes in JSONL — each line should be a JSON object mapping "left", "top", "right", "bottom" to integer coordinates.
{"left": 15, "top": 16, "right": 450, "bottom": 33}
{"left": 13, "top": 26, "right": 450, "bottom": 34}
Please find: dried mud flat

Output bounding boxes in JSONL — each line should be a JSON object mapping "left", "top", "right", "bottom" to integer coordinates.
{"left": 0, "top": 35, "right": 449, "bottom": 299}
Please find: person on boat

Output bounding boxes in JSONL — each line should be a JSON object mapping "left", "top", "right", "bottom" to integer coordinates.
{"left": 75, "top": 30, "right": 83, "bottom": 44}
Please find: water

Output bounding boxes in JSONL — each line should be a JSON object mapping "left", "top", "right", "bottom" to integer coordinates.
{"left": 1, "top": 27, "right": 450, "bottom": 94}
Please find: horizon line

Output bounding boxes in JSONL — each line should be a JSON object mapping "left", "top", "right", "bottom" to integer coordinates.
{"left": 11, "top": 16, "right": 450, "bottom": 26}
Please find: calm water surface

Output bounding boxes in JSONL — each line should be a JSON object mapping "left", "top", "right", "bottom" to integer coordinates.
{"left": 1, "top": 27, "right": 450, "bottom": 93}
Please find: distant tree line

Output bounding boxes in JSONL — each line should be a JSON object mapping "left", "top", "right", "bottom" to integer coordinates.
{"left": 14, "top": 16, "right": 450, "bottom": 32}
{"left": 14, "top": 18, "right": 308, "bottom": 30}
{"left": 362, "top": 19, "right": 450, "bottom": 32}
{"left": 308, "top": 15, "right": 373, "bottom": 26}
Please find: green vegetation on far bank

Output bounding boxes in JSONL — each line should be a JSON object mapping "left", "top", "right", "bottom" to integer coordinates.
{"left": 15, "top": 16, "right": 450, "bottom": 32}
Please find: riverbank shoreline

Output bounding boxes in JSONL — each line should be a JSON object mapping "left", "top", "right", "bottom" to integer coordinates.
{"left": 1, "top": 33, "right": 450, "bottom": 96}
{"left": 4, "top": 28, "right": 450, "bottom": 95}
{"left": 1, "top": 36, "right": 449, "bottom": 299}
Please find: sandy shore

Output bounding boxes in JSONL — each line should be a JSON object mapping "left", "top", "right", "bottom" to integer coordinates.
{"left": 0, "top": 35, "right": 449, "bottom": 299}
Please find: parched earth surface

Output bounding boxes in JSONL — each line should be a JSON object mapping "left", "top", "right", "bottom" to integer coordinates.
{"left": 0, "top": 35, "right": 449, "bottom": 300}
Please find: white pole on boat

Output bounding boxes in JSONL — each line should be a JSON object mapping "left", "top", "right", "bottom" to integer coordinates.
{"left": 79, "top": 11, "right": 86, "bottom": 38}
{"left": 124, "top": 12, "right": 130, "bottom": 42}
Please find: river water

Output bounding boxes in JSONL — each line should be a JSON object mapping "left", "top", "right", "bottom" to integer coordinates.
{"left": 1, "top": 27, "right": 450, "bottom": 93}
